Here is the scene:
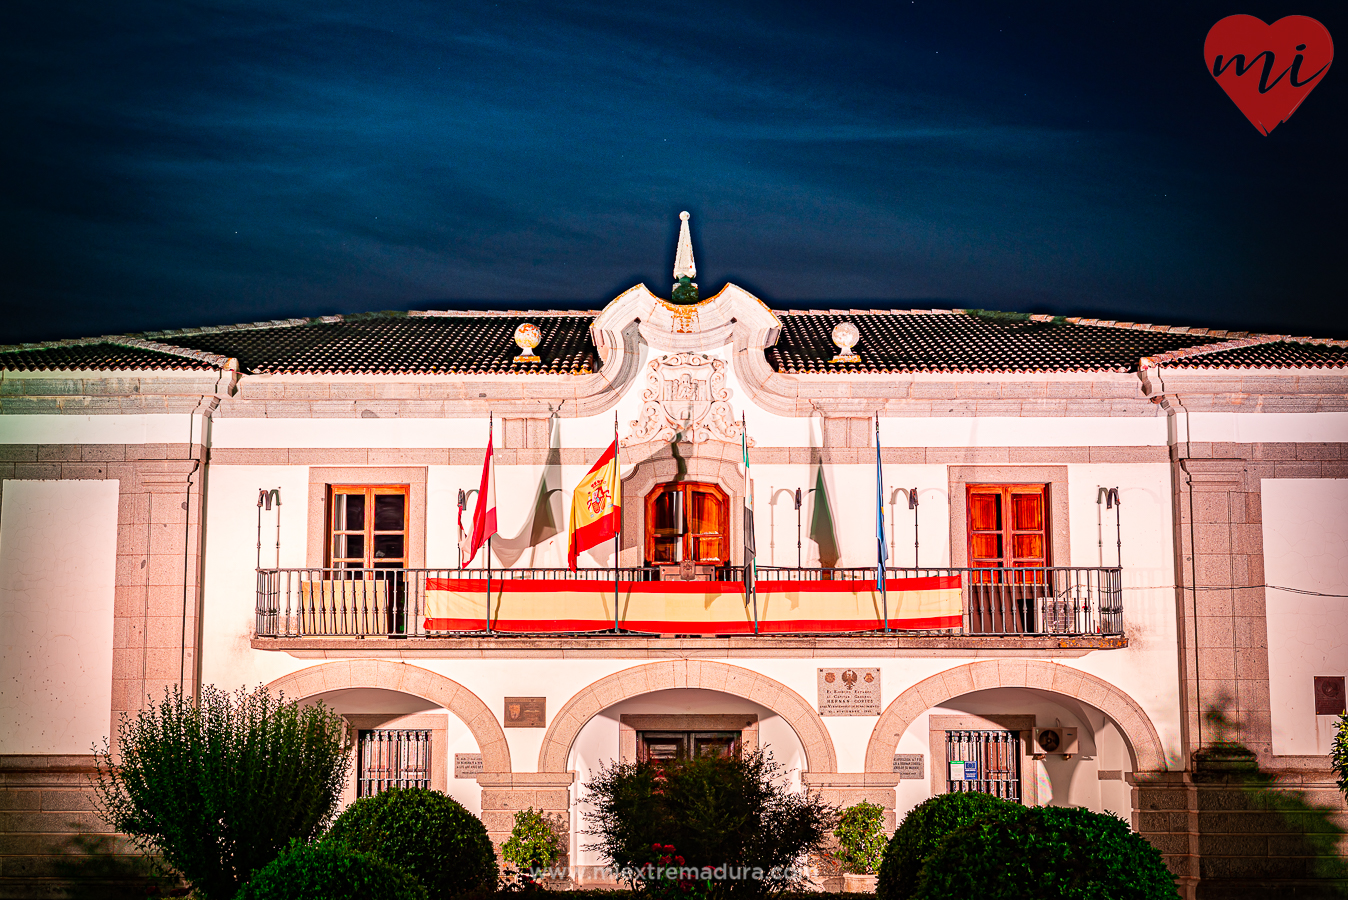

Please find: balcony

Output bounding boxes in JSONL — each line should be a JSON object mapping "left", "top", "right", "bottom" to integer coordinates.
{"left": 253, "top": 565, "right": 1124, "bottom": 655}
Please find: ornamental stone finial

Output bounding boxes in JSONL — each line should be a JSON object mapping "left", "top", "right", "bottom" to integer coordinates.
{"left": 831, "top": 321, "right": 861, "bottom": 363}
{"left": 673, "top": 210, "right": 697, "bottom": 288}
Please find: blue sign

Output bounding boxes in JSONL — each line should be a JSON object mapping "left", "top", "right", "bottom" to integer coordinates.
{"left": 964, "top": 761, "right": 978, "bottom": 780}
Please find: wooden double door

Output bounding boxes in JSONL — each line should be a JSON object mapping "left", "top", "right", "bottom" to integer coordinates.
{"left": 645, "top": 481, "right": 729, "bottom": 567}
{"left": 966, "top": 484, "right": 1049, "bottom": 633}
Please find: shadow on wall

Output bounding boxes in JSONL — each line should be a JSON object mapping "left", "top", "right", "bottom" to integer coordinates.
{"left": 1193, "top": 704, "right": 1348, "bottom": 900}
{"left": 48, "top": 831, "right": 182, "bottom": 899}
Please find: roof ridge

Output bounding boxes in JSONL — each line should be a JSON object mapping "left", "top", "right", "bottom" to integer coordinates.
{"left": 1143, "top": 333, "right": 1348, "bottom": 367}
{"left": 0, "top": 334, "right": 229, "bottom": 370}
{"left": 140, "top": 317, "right": 312, "bottom": 340}
{"left": 114, "top": 337, "right": 233, "bottom": 369}
{"left": 769, "top": 308, "right": 1253, "bottom": 336}
{"left": 407, "top": 309, "right": 600, "bottom": 318}
{"left": 0, "top": 335, "right": 113, "bottom": 354}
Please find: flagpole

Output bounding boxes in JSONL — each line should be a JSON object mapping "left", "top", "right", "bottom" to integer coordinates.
{"left": 743, "top": 411, "right": 757, "bottom": 635}
{"left": 486, "top": 413, "right": 493, "bottom": 635}
{"left": 877, "top": 416, "right": 889, "bottom": 633}
{"left": 613, "top": 411, "right": 620, "bottom": 634}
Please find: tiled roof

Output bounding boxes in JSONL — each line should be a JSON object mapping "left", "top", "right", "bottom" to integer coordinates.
{"left": 4, "top": 307, "right": 1345, "bottom": 376}
{"left": 766, "top": 311, "right": 1239, "bottom": 374}
{"left": 147, "top": 312, "right": 598, "bottom": 375}
{"left": 1144, "top": 337, "right": 1348, "bottom": 369}
{"left": 0, "top": 338, "right": 221, "bottom": 372}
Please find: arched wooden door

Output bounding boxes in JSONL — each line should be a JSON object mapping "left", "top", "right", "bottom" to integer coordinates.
{"left": 644, "top": 482, "right": 729, "bottom": 566}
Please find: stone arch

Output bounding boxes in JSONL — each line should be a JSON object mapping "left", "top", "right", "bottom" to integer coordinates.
{"left": 864, "top": 660, "right": 1166, "bottom": 773}
{"left": 537, "top": 660, "right": 836, "bottom": 774}
{"left": 268, "top": 661, "right": 510, "bottom": 773}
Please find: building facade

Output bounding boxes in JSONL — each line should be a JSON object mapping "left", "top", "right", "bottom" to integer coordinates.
{"left": 2, "top": 217, "right": 1346, "bottom": 898}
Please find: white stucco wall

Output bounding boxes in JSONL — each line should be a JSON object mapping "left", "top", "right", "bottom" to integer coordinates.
{"left": 0, "top": 479, "right": 119, "bottom": 754}
{"left": 895, "top": 687, "right": 1134, "bottom": 821}
{"left": 0, "top": 413, "right": 195, "bottom": 445}
{"left": 1261, "top": 478, "right": 1348, "bottom": 756}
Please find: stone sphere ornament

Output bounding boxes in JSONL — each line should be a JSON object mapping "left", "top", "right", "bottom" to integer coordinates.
{"left": 831, "top": 321, "right": 861, "bottom": 364}
{"left": 514, "top": 322, "right": 541, "bottom": 362}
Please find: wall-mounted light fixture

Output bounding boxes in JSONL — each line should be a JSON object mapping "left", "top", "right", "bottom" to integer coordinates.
{"left": 256, "top": 488, "right": 281, "bottom": 569}
{"left": 1096, "top": 487, "right": 1122, "bottom": 568}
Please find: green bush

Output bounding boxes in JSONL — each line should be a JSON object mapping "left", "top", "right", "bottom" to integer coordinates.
{"left": 832, "top": 802, "right": 886, "bottom": 875}
{"left": 234, "top": 841, "right": 427, "bottom": 900}
{"left": 584, "top": 749, "right": 837, "bottom": 898}
{"left": 912, "top": 805, "right": 1178, "bottom": 900}
{"left": 325, "top": 787, "right": 497, "bottom": 899}
{"left": 1332, "top": 712, "right": 1348, "bottom": 799}
{"left": 876, "top": 792, "right": 1018, "bottom": 900}
{"left": 92, "top": 685, "right": 351, "bottom": 900}
{"left": 502, "top": 807, "right": 564, "bottom": 874}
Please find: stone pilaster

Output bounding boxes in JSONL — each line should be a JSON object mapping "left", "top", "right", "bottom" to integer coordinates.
{"left": 477, "top": 772, "right": 575, "bottom": 871}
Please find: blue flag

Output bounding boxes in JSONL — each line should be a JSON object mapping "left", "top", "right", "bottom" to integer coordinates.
{"left": 876, "top": 418, "right": 888, "bottom": 591}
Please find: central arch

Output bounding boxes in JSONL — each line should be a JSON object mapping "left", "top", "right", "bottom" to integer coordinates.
{"left": 267, "top": 661, "right": 511, "bottom": 773}
{"left": 537, "top": 660, "right": 837, "bottom": 774}
{"left": 863, "top": 660, "right": 1167, "bottom": 773}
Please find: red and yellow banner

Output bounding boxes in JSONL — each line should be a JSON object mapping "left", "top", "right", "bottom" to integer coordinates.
{"left": 423, "top": 575, "right": 961, "bottom": 634}
{"left": 568, "top": 440, "right": 621, "bottom": 570}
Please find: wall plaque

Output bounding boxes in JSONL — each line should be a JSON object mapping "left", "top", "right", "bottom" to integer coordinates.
{"left": 893, "top": 754, "right": 924, "bottom": 779}
{"left": 454, "top": 753, "right": 484, "bottom": 778}
{"left": 504, "top": 697, "right": 546, "bottom": 728}
{"left": 1314, "top": 676, "right": 1346, "bottom": 715}
{"left": 817, "top": 668, "right": 880, "bottom": 716}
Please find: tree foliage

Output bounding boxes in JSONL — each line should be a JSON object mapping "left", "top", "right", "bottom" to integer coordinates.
{"left": 92, "top": 685, "right": 351, "bottom": 900}
{"left": 912, "top": 805, "right": 1178, "bottom": 900}
{"left": 502, "top": 807, "right": 565, "bottom": 874}
{"left": 325, "top": 787, "right": 498, "bottom": 899}
{"left": 583, "top": 750, "right": 836, "bottom": 898}
{"left": 832, "top": 801, "right": 887, "bottom": 875}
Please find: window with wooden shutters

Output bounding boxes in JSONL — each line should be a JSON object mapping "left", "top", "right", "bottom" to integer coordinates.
{"left": 966, "top": 484, "right": 1049, "bottom": 633}
{"left": 326, "top": 485, "right": 410, "bottom": 634}
{"left": 967, "top": 484, "right": 1048, "bottom": 568}
{"left": 645, "top": 482, "right": 728, "bottom": 565}
{"left": 328, "top": 485, "right": 409, "bottom": 569}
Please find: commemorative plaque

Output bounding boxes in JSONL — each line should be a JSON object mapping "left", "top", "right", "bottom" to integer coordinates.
{"left": 504, "top": 697, "right": 546, "bottom": 728}
{"left": 893, "top": 754, "right": 924, "bottom": 779}
{"left": 454, "top": 753, "right": 484, "bottom": 778}
{"left": 1314, "top": 676, "right": 1346, "bottom": 715}
{"left": 817, "top": 667, "right": 880, "bottom": 716}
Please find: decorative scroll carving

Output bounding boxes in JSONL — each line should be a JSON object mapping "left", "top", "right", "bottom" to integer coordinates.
{"left": 623, "top": 353, "right": 752, "bottom": 447}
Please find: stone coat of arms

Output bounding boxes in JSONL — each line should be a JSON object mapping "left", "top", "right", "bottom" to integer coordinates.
{"left": 623, "top": 353, "right": 752, "bottom": 446}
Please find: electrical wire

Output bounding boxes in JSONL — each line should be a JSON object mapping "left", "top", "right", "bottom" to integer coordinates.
{"left": 1121, "top": 583, "right": 1348, "bottom": 598}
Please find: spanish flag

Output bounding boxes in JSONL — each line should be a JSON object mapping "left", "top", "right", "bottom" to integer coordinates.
{"left": 568, "top": 440, "right": 621, "bottom": 571}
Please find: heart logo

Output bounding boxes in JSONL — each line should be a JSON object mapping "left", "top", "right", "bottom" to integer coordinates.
{"left": 1204, "top": 15, "right": 1334, "bottom": 135}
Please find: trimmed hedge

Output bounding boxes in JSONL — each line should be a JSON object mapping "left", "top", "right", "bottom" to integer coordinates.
{"left": 234, "top": 841, "right": 427, "bottom": 900}
{"left": 325, "top": 788, "right": 497, "bottom": 899}
{"left": 913, "top": 805, "right": 1178, "bottom": 900}
{"left": 877, "top": 792, "right": 1019, "bottom": 900}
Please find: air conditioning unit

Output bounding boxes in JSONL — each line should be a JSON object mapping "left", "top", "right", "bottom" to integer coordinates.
{"left": 1033, "top": 726, "right": 1079, "bottom": 758}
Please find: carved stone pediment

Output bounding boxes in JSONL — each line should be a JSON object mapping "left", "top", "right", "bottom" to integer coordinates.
{"left": 623, "top": 353, "right": 752, "bottom": 447}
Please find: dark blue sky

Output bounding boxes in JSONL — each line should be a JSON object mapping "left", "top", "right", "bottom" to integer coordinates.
{"left": 3, "top": 1, "right": 1344, "bottom": 344}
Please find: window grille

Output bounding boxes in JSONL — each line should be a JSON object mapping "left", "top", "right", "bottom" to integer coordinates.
{"left": 357, "top": 729, "right": 431, "bottom": 797}
{"left": 945, "top": 729, "right": 1021, "bottom": 802}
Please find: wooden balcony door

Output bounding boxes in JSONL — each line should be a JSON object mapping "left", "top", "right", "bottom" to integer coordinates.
{"left": 966, "top": 484, "right": 1049, "bottom": 633}
{"left": 645, "top": 482, "right": 729, "bottom": 567}
{"left": 328, "top": 485, "right": 409, "bottom": 633}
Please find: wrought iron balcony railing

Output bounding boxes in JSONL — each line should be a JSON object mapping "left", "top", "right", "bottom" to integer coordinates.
{"left": 254, "top": 564, "right": 1122, "bottom": 639}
